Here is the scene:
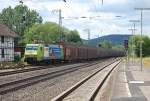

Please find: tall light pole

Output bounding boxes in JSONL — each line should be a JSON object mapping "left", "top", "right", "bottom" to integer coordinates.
{"left": 135, "top": 8, "right": 150, "bottom": 71}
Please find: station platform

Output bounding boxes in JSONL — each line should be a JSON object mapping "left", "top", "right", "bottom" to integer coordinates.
{"left": 111, "top": 60, "right": 150, "bottom": 101}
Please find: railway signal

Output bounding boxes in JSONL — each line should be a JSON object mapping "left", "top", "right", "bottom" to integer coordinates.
{"left": 124, "top": 40, "right": 129, "bottom": 64}
{"left": 124, "top": 40, "right": 128, "bottom": 50}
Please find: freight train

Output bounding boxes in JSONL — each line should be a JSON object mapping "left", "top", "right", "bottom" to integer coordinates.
{"left": 24, "top": 43, "right": 125, "bottom": 64}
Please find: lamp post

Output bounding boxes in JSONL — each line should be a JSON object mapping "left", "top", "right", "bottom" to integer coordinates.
{"left": 135, "top": 8, "right": 150, "bottom": 71}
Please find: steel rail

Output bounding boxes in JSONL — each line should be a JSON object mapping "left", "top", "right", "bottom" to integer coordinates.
{"left": 0, "top": 59, "right": 106, "bottom": 95}
{"left": 51, "top": 59, "right": 121, "bottom": 101}
{"left": 0, "top": 62, "right": 90, "bottom": 76}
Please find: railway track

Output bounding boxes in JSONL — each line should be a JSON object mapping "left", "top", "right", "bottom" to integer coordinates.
{"left": 0, "top": 62, "right": 85, "bottom": 76}
{"left": 0, "top": 59, "right": 115, "bottom": 95}
{"left": 0, "top": 58, "right": 111, "bottom": 77}
{"left": 51, "top": 59, "right": 121, "bottom": 101}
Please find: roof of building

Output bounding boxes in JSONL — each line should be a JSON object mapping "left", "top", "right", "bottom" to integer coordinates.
{"left": 0, "top": 24, "right": 19, "bottom": 38}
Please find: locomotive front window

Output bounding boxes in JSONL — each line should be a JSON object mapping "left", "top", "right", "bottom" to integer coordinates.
{"left": 26, "top": 46, "right": 38, "bottom": 50}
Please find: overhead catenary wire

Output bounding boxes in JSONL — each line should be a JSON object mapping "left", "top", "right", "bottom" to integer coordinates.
{"left": 13, "top": 0, "right": 119, "bottom": 40}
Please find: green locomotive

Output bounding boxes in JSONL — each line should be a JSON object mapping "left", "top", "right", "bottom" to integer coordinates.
{"left": 24, "top": 44, "right": 64, "bottom": 64}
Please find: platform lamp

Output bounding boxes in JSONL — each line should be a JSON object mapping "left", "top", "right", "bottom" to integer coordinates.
{"left": 135, "top": 8, "right": 150, "bottom": 71}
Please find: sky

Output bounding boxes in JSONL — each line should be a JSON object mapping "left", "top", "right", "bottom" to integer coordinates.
{"left": 0, "top": 0, "right": 150, "bottom": 39}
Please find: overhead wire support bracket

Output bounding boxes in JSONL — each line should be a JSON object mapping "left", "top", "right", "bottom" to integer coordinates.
{"left": 102, "top": 0, "right": 103, "bottom": 5}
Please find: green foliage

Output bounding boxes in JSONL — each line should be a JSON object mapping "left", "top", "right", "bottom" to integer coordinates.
{"left": 98, "top": 40, "right": 125, "bottom": 51}
{"left": 98, "top": 40, "right": 112, "bottom": 49}
{"left": 66, "top": 30, "right": 82, "bottom": 44}
{"left": 0, "top": 5, "right": 42, "bottom": 36}
{"left": 21, "top": 22, "right": 82, "bottom": 44}
{"left": 128, "top": 35, "right": 150, "bottom": 57}
{"left": 21, "top": 22, "right": 59, "bottom": 44}
{"left": 14, "top": 55, "right": 21, "bottom": 62}
{"left": 112, "top": 45, "right": 125, "bottom": 51}
{"left": 0, "top": 4, "right": 82, "bottom": 45}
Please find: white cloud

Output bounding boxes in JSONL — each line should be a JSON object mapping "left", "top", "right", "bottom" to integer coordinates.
{"left": 0, "top": 0, "right": 150, "bottom": 39}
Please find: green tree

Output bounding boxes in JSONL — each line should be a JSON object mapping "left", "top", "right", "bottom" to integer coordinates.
{"left": 21, "top": 22, "right": 82, "bottom": 45}
{"left": 98, "top": 40, "right": 112, "bottom": 49}
{"left": 112, "top": 45, "right": 125, "bottom": 51}
{"left": 66, "top": 30, "right": 82, "bottom": 43}
{"left": 0, "top": 5, "right": 42, "bottom": 36}
{"left": 22, "top": 22, "right": 59, "bottom": 44}
{"left": 129, "top": 35, "right": 150, "bottom": 57}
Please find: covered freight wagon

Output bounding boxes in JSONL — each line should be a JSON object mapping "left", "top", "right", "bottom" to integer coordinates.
{"left": 60, "top": 43, "right": 97, "bottom": 61}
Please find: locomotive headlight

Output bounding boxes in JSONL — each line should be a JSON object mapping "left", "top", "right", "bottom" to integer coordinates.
{"left": 25, "top": 50, "right": 37, "bottom": 56}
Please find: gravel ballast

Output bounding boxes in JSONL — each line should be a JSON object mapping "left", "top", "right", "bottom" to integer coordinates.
{"left": 0, "top": 58, "right": 114, "bottom": 101}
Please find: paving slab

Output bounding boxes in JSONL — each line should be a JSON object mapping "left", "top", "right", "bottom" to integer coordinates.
{"left": 111, "top": 62, "right": 132, "bottom": 100}
{"left": 111, "top": 60, "right": 150, "bottom": 101}
{"left": 140, "top": 86, "right": 150, "bottom": 101}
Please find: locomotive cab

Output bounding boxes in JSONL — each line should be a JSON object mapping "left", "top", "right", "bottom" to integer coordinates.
{"left": 24, "top": 44, "right": 44, "bottom": 64}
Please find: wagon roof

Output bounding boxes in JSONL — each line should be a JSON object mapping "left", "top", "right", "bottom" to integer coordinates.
{"left": 0, "top": 24, "right": 19, "bottom": 37}
{"left": 58, "top": 42, "right": 97, "bottom": 48}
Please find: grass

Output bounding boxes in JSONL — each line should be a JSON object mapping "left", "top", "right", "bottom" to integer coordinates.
{"left": 134, "top": 57, "right": 150, "bottom": 67}
{"left": 0, "top": 61, "right": 26, "bottom": 70}
{"left": 143, "top": 57, "right": 150, "bottom": 67}
{"left": 125, "top": 56, "right": 150, "bottom": 67}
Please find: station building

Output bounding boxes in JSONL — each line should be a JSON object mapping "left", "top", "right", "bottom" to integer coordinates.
{"left": 0, "top": 24, "right": 18, "bottom": 61}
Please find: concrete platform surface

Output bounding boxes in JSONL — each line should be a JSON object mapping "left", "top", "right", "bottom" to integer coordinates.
{"left": 111, "top": 60, "right": 150, "bottom": 101}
